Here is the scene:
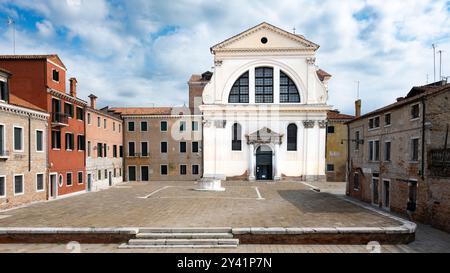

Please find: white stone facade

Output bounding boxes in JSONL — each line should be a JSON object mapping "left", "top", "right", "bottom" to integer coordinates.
{"left": 200, "top": 23, "right": 331, "bottom": 181}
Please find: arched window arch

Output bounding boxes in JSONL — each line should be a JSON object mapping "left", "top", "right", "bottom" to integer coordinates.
{"left": 255, "top": 67, "right": 273, "bottom": 103}
{"left": 232, "top": 123, "right": 242, "bottom": 151}
{"left": 280, "top": 71, "right": 300, "bottom": 103}
{"left": 287, "top": 123, "right": 297, "bottom": 151}
{"left": 228, "top": 72, "right": 249, "bottom": 103}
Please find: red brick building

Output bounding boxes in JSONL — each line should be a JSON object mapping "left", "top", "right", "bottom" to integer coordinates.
{"left": 0, "top": 55, "right": 87, "bottom": 198}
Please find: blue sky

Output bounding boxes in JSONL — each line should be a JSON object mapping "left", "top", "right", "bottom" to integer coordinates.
{"left": 0, "top": 0, "right": 449, "bottom": 115}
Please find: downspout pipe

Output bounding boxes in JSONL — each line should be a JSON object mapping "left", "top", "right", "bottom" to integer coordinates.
{"left": 421, "top": 97, "right": 426, "bottom": 180}
{"left": 28, "top": 115, "right": 31, "bottom": 172}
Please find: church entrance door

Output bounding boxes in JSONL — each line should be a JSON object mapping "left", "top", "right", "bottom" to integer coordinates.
{"left": 256, "top": 145, "right": 273, "bottom": 180}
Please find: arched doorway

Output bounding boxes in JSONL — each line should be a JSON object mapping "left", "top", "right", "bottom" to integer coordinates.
{"left": 256, "top": 145, "right": 273, "bottom": 180}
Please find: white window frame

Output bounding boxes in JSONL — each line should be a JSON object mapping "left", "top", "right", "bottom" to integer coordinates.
{"left": 384, "top": 140, "right": 391, "bottom": 162}
{"left": 0, "top": 123, "right": 6, "bottom": 155}
{"left": 140, "top": 121, "right": 148, "bottom": 132}
{"left": 0, "top": 78, "right": 7, "bottom": 102}
{"left": 87, "top": 113, "right": 91, "bottom": 125}
{"left": 87, "top": 141, "right": 91, "bottom": 158}
{"left": 354, "top": 130, "right": 361, "bottom": 152}
{"left": 97, "top": 116, "right": 101, "bottom": 128}
{"left": 368, "top": 139, "right": 380, "bottom": 162}
{"left": 66, "top": 172, "right": 73, "bottom": 187}
{"left": 410, "top": 137, "right": 420, "bottom": 162}
{"left": 77, "top": 171, "right": 83, "bottom": 184}
{"left": 52, "top": 68, "right": 60, "bottom": 83}
{"left": 192, "top": 141, "right": 199, "bottom": 153}
{"left": 160, "top": 120, "right": 168, "bottom": 132}
{"left": 64, "top": 101, "right": 73, "bottom": 119}
{"left": 180, "top": 141, "right": 187, "bottom": 153}
{"left": 128, "top": 141, "right": 136, "bottom": 157}
{"left": 368, "top": 116, "right": 381, "bottom": 131}
{"left": 411, "top": 103, "right": 420, "bottom": 121}
{"left": 128, "top": 165, "right": 137, "bottom": 181}
{"left": 192, "top": 121, "right": 199, "bottom": 132}
{"left": 76, "top": 106, "right": 84, "bottom": 121}
{"left": 140, "top": 165, "right": 150, "bottom": 181}
{"left": 35, "top": 129, "right": 45, "bottom": 153}
{"left": 192, "top": 164, "right": 200, "bottom": 175}
{"left": 179, "top": 121, "right": 186, "bottom": 132}
{"left": 160, "top": 141, "right": 168, "bottom": 154}
{"left": 180, "top": 164, "right": 187, "bottom": 175}
{"left": 36, "top": 173, "right": 45, "bottom": 192}
{"left": 104, "top": 118, "right": 107, "bottom": 129}
{"left": 140, "top": 141, "right": 149, "bottom": 157}
{"left": 13, "top": 125, "right": 24, "bottom": 153}
{"left": 160, "top": 164, "right": 168, "bottom": 176}
{"left": 0, "top": 175, "right": 6, "bottom": 198}
{"left": 128, "top": 121, "right": 135, "bottom": 132}
{"left": 65, "top": 132, "right": 74, "bottom": 151}
{"left": 384, "top": 112, "right": 392, "bottom": 127}
{"left": 13, "top": 174, "right": 24, "bottom": 196}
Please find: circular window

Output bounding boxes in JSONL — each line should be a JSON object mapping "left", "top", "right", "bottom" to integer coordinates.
{"left": 261, "top": 37, "right": 268, "bottom": 44}
{"left": 59, "top": 174, "right": 63, "bottom": 187}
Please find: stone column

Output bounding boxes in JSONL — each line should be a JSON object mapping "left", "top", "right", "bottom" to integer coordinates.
{"left": 249, "top": 143, "right": 256, "bottom": 181}
{"left": 274, "top": 143, "right": 281, "bottom": 180}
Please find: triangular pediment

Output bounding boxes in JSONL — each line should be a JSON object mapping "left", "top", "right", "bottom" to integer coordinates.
{"left": 246, "top": 127, "right": 283, "bottom": 144}
{"left": 211, "top": 22, "right": 319, "bottom": 53}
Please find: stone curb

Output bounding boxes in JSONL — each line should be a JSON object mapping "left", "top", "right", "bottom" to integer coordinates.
{"left": 232, "top": 226, "right": 411, "bottom": 235}
{"left": 0, "top": 227, "right": 139, "bottom": 235}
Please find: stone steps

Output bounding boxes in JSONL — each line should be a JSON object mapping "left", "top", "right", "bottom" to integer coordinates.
{"left": 136, "top": 232, "right": 233, "bottom": 239}
{"left": 119, "top": 228, "right": 238, "bottom": 249}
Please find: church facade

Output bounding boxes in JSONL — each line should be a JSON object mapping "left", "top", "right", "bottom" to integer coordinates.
{"left": 200, "top": 22, "right": 332, "bottom": 182}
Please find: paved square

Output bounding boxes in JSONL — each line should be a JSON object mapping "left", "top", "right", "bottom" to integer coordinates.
{"left": 0, "top": 181, "right": 401, "bottom": 228}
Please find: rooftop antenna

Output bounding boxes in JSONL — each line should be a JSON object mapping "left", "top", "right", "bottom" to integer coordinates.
{"left": 292, "top": 26, "right": 296, "bottom": 34}
{"left": 432, "top": 44, "right": 437, "bottom": 82}
{"left": 7, "top": 17, "right": 15, "bottom": 54}
{"left": 438, "top": 50, "right": 444, "bottom": 81}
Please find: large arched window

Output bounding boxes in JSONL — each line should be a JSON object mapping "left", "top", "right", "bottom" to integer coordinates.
{"left": 228, "top": 72, "right": 249, "bottom": 103}
{"left": 280, "top": 71, "right": 300, "bottom": 103}
{"left": 232, "top": 123, "right": 242, "bottom": 151}
{"left": 287, "top": 124, "right": 297, "bottom": 151}
{"left": 255, "top": 67, "right": 273, "bottom": 103}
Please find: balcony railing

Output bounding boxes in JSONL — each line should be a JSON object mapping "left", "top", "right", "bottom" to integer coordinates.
{"left": 429, "top": 149, "right": 450, "bottom": 177}
{"left": 430, "top": 149, "right": 450, "bottom": 167}
{"left": 51, "top": 112, "right": 69, "bottom": 127}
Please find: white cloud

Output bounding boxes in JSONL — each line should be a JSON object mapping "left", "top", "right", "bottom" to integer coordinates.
{"left": 0, "top": 0, "right": 449, "bottom": 114}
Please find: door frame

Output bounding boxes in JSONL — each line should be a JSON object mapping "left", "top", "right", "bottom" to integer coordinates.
{"left": 255, "top": 145, "right": 273, "bottom": 181}
{"left": 382, "top": 179, "right": 391, "bottom": 211}
{"left": 48, "top": 172, "right": 58, "bottom": 199}
{"left": 87, "top": 173, "right": 92, "bottom": 192}
{"left": 371, "top": 177, "right": 379, "bottom": 206}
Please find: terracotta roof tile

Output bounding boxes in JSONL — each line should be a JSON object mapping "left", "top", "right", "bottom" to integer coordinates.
{"left": 0, "top": 54, "right": 66, "bottom": 69}
{"left": 110, "top": 107, "right": 174, "bottom": 116}
{"left": 327, "top": 110, "right": 354, "bottom": 120}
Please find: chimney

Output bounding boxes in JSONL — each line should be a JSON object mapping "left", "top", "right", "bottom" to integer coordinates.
{"left": 88, "top": 94, "right": 98, "bottom": 109}
{"left": 69, "top": 77, "right": 77, "bottom": 97}
{"left": 355, "top": 99, "right": 361, "bottom": 117}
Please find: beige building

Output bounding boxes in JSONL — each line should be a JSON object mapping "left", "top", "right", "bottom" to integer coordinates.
{"left": 347, "top": 81, "right": 450, "bottom": 232}
{"left": 110, "top": 107, "right": 202, "bottom": 181}
{"left": 0, "top": 68, "right": 49, "bottom": 209}
{"left": 326, "top": 110, "right": 354, "bottom": 182}
{"left": 85, "top": 95, "right": 123, "bottom": 191}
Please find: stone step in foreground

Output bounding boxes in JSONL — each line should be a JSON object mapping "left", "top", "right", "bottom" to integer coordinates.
{"left": 136, "top": 232, "right": 234, "bottom": 239}
{"left": 120, "top": 229, "right": 239, "bottom": 248}
{"left": 138, "top": 227, "right": 232, "bottom": 233}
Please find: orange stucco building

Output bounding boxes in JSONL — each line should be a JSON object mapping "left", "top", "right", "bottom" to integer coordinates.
{"left": 0, "top": 55, "right": 87, "bottom": 198}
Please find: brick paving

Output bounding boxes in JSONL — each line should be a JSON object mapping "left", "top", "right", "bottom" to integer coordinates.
{"left": 0, "top": 181, "right": 400, "bottom": 228}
